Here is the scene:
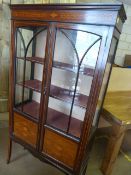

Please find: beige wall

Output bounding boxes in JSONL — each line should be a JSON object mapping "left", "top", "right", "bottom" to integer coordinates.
{"left": 0, "top": 1, "right": 10, "bottom": 112}
{"left": 107, "top": 67, "right": 131, "bottom": 91}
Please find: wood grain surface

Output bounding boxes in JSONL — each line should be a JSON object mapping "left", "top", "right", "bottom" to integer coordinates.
{"left": 14, "top": 112, "right": 38, "bottom": 147}
{"left": 43, "top": 128, "right": 78, "bottom": 168}
{"left": 102, "top": 91, "right": 131, "bottom": 124}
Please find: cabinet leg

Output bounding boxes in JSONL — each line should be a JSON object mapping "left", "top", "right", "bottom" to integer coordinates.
{"left": 7, "top": 138, "right": 12, "bottom": 164}
{"left": 83, "top": 165, "right": 87, "bottom": 175}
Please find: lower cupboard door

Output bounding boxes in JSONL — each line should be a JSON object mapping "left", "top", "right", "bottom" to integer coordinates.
{"left": 43, "top": 128, "right": 78, "bottom": 168}
{"left": 13, "top": 112, "right": 38, "bottom": 147}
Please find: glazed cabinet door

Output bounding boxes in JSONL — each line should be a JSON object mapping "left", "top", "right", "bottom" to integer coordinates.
{"left": 12, "top": 22, "right": 48, "bottom": 148}
{"left": 42, "top": 23, "right": 110, "bottom": 168}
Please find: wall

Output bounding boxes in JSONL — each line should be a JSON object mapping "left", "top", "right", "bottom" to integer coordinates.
{"left": 0, "top": 0, "right": 10, "bottom": 112}
{"left": 108, "top": 67, "right": 131, "bottom": 91}
{"left": 0, "top": 0, "right": 24, "bottom": 113}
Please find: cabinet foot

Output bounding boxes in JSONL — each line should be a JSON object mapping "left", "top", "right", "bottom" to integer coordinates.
{"left": 7, "top": 138, "right": 12, "bottom": 164}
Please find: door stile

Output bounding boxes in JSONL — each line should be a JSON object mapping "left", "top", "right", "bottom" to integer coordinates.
{"left": 39, "top": 22, "right": 57, "bottom": 152}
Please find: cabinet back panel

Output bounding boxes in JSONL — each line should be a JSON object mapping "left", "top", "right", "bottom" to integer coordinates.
{"left": 43, "top": 128, "right": 78, "bottom": 168}
{"left": 14, "top": 112, "right": 38, "bottom": 147}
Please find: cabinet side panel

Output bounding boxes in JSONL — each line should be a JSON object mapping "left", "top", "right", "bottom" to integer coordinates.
{"left": 14, "top": 112, "right": 38, "bottom": 147}
{"left": 43, "top": 128, "right": 78, "bottom": 168}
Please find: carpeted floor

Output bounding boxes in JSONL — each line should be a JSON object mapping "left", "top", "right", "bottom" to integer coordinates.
{"left": 0, "top": 114, "right": 131, "bottom": 175}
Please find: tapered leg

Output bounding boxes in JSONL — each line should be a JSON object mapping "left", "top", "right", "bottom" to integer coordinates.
{"left": 83, "top": 165, "right": 87, "bottom": 175}
{"left": 7, "top": 138, "right": 12, "bottom": 164}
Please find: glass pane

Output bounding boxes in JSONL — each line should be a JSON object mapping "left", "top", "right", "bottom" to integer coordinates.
{"left": 93, "top": 37, "right": 117, "bottom": 127}
{"left": 14, "top": 26, "right": 47, "bottom": 121}
{"left": 46, "top": 28, "right": 101, "bottom": 138}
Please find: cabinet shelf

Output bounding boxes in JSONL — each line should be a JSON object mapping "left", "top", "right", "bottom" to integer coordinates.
{"left": 15, "top": 100, "right": 82, "bottom": 138}
{"left": 17, "top": 79, "right": 42, "bottom": 92}
{"left": 15, "top": 100, "right": 40, "bottom": 121}
{"left": 17, "top": 57, "right": 44, "bottom": 64}
{"left": 50, "top": 85, "right": 88, "bottom": 108}
{"left": 53, "top": 61, "right": 94, "bottom": 76}
{"left": 17, "top": 79, "right": 88, "bottom": 108}
{"left": 47, "top": 108, "right": 82, "bottom": 138}
{"left": 17, "top": 57, "right": 94, "bottom": 76}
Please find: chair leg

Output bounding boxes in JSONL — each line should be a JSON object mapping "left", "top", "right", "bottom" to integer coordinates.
{"left": 7, "top": 138, "right": 12, "bottom": 164}
{"left": 83, "top": 166, "right": 87, "bottom": 175}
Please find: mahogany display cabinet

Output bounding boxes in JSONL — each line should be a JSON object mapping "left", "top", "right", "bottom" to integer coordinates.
{"left": 8, "top": 3, "right": 126, "bottom": 175}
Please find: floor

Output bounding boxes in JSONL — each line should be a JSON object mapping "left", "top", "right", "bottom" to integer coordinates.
{"left": 0, "top": 113, "right": 131, "bottom": 175}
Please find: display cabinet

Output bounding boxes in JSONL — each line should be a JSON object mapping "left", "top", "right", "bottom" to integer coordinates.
{"left": 8, "top": 4, "right": 126, "bottom": 175}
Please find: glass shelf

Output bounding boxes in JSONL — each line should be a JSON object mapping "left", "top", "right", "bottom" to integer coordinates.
{"left": 17, "top": 79, "right": 88, "bottom": 108}
{"left": 17, "top": 57, "right": 94, "bottom": 76}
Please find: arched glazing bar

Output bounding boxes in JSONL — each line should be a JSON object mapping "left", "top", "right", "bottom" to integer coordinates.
{"left": 21, "top": 27, "right": 47, "bottom": 112}
{"left": 14, "top": 28, "right": 26, "bottom": 103}
{"left": 59, "top": 29, "right": 102, "bottom": 136}
{"left": 60, "top": 29, "right": 79, "bottom": 66}
{"left": 17, "top": 28, "right": 26, "bottom": 54}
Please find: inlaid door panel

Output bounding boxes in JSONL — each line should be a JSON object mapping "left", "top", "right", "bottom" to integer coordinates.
{"left": 43, "top": 128, "right": 78, "bottom": 167}
{"left": 14, "top": 112, "right": 38, "bottom": 147}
